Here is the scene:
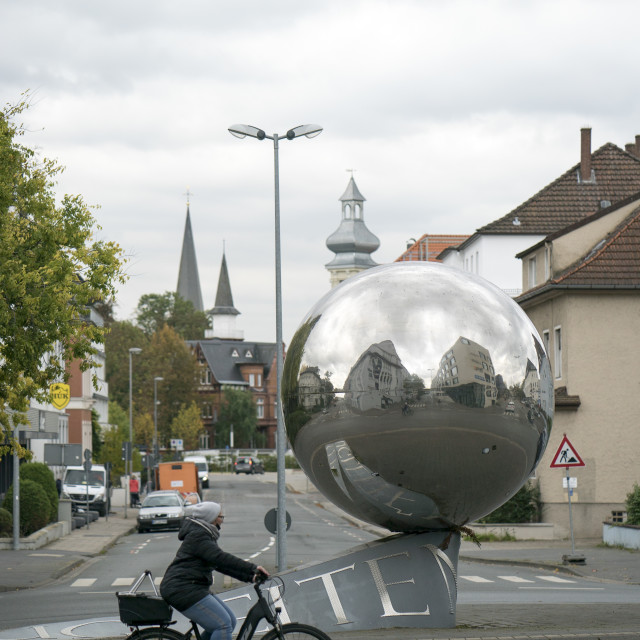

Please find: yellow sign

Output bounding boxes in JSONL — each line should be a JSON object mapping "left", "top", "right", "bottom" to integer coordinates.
{"left": 50, "top": 383, "right": 71, "bottom": 410}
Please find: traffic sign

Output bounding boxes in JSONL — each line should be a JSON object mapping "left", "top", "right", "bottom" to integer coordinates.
{"left": 550, "top": 435, "right": 585, "bottom": 468}
{"left": 264, "top": 508, "right": 291, "bottom": 534}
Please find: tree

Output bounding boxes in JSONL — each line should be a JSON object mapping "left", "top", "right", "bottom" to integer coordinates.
{"left": 170, "top": 402, "right": 204, "bottom": 451}
{"left": 216, "top": 388, "right": 260, "bottom": 448}
{"left": 0, "top": 97, "right": 126, "bottom": 457}
{"left": 136, "top": 292, "right": 209, "bottom": 340}
{"left": 105, "top": 322, "right": 199, "bottom": 447}
{"left": 403, "top": 373, "right": 426, "bottom": 401}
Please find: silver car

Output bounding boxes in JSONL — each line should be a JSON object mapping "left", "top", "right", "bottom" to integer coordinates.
{"left": 137, "top": 490, "right": 186, "bottom": 533}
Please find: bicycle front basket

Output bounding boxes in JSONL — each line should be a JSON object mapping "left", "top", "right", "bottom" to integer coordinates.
{"left": 117, "top": 592, "right": 173, "bottom": 625}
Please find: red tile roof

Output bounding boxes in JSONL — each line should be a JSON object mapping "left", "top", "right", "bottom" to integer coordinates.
{"left": 553, "top": 204, "right": 640, "bottom": 287}
{"left": 480, "top": 143, "right": 640, "bottom": 236}
{"left": 395, "top": 234, "right": 470, "bottom": 262}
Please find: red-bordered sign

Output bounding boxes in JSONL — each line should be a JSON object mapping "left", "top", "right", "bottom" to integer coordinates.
{"left": 550, "top": 435, "right": 585, "bottom": 468}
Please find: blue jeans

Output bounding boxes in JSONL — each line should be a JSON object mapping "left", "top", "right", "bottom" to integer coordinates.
{"left": 182, "top": 594, "right": 237, "bottom": 640}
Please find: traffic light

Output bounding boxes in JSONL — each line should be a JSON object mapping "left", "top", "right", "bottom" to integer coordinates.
{"left": 121, "top": 441, "right": 131, "bottom": 461}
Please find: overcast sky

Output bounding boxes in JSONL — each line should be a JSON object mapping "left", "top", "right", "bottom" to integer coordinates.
{"left": 4, "top": 0, "right": 640, "bottom": 345}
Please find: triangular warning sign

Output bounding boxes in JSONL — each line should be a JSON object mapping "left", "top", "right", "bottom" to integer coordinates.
{"left": 550, "top": 435, "right": 585, "bottom": 468}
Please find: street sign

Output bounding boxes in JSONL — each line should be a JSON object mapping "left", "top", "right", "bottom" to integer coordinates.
{"left": 550, "top": 434, "right": 585, "bottom": 468}
{"left": 264, "top": 508, "right": 291, "bottom": 534}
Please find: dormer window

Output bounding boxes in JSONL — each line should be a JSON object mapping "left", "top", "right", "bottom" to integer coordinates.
{"left": 245, "top": 350, "right": 253, "bottom": 358}
{"left": 231, "top": 349, "right": 239, "bottom": 358}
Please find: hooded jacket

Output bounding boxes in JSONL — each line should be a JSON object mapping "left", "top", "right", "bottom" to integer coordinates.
{"left": 160, "top": 514, "right": 257, "bottom": 611}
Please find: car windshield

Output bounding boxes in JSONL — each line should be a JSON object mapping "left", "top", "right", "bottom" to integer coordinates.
{"left": 143, "top": 494, "right": 182, "bottom": 508}
{"left": 64, "top": 470, "right": 104, "bottom": 486}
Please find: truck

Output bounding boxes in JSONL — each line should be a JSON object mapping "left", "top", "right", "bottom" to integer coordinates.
{"left": 61, "top": 464, "right": 111, "bottom": 516}
{"left": 183, "top": 455, "right": 210, "bottom": 488}
{"left": 154, "top": 461, "right": 201, "bottom": 499}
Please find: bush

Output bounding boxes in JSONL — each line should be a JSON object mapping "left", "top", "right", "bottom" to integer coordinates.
{"left": 480, "top": 481, "right": 541, "bottom": 524}
{"left": 19, "top": 462, "right": 58, "bottom": 523}
{"left": 0, "top": 507, "right": 12, "bottom": 536}
{"left": 2, "top": 479, "right": 51, "bottom": 536}
{"left": 625, "top": 483, "right": 640, "bottom": 525}
{"left": 259, "top": 454, "right": 300, "bottom": 472}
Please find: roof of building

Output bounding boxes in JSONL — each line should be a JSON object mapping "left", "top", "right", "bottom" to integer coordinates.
{"left": 479, "top": 143, "right": 640, "bottom": 236}
{"left": 395, "top": 234, "right": 471, "bottom": 262}
{"left": 516, "top": 200, "right": 640, "bottom": 302}
{"left": 339, "top": 176, "right": 366, "bottom": 202}
{"left": 209, "top": 253, "right": 240, "bottom": 316}
{"left": 189, "top": 338, "right": 277, "bottom": 385}
{"left": 176, "top": 206, "right": 204, "bottom": 312}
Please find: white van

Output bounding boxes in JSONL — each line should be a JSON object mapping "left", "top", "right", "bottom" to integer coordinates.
{"left": 62, "top": 465, "right": 110, "bottom": 516}
{"left": 183, "top": 455, "right": 209, "bottom": 488}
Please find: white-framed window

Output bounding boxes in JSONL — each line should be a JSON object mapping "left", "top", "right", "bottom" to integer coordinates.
{"left": 257, "top": 397, "right": 264, "bottom": 419}
{"left": 249, "top": 374, "right": 255, "bottom": 387}
{"left": 200, "top": 368, "right": 212, "bottom": 385}
{"left": 554, "top": 326, "right": 562, "bottom": 379}
{"left": 528, "top": 256, "right": 537, "bottom": 288}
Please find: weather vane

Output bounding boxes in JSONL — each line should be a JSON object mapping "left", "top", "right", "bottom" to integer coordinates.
{"left": 184, "top": 187, "right": 193, "bottom": 207}
{"left": 346, "top": 169, "right": 357, "bottom": 177}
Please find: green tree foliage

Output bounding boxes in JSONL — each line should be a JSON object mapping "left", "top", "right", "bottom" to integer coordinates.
{"left": 625, "top": 483, "right": 640, "bottom": 525}
{"left": 3, "top": 479, "right": 50, "bottom": 535}
{"left": 91, "top": 409, "right": 102, "bottom": 460}
{"left": 480, "top": 481, "right": 541, "bottom": 524}
{"left": 216, "top": 388, "right": 260, "bottom": 448}
{"left": 0, "top": 507, "right": 12, "bottom": 536}
{"left": 170, "top": 402, "right": 204, "bottom": 451}
{"left": 0, "top": 97, "right": 126, "bottom": 457}
{"left": 403, "top": 373, "right": 426, "bottom": 401}
{"left": 19, "top": 461, "right": 58, "bottom": 522}
{"left": 105, "top": 323, "right": 198, "bottom": 447}
{"left": 136, "top": 292, "right": 209, "bottom": 340}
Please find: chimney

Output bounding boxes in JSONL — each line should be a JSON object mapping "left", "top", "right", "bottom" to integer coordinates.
{"left": 636, "top": 135, "right": 640, "bottom": 157}
{"left": 580, "top": 127, "right": 592, "bottom": 182}
{"left": 626, "top": 143, "right": 637, "bottom": 156}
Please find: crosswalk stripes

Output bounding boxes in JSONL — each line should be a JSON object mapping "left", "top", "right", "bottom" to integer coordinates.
{"left": 71, "top": 574, "right": 578, "bottom": 588}
{"left": 460, "top": 575, "right": 576, "bottom": 584}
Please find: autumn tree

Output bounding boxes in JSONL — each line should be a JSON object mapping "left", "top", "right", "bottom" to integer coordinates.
{"left": 0, "top": 97, "right": 126, "bottom": 457}
{"left": 170, "top": 402, "right": 204, "bottom": 451}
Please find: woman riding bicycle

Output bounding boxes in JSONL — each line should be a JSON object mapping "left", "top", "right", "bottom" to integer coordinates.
{"left": 160, "top": 501, "right": 269, "bottom": 640}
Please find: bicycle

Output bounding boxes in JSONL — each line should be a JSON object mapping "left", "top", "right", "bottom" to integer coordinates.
{"left": 117, "top": 569, "right": 332, "bottom": 640}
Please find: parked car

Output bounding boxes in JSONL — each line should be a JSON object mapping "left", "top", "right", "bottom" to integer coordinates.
{"left": 137, "top": 490, "right": 186, "bottom": 533}
{"left": 505, "top": 401, "right": 516, "bottom": 414}
{"left": 234, "top": 456, "right": 265, "bottom": 475}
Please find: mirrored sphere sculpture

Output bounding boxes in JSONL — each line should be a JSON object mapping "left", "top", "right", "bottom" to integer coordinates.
{"left": 283, "top": 263, "right": 553, "bottom": 532}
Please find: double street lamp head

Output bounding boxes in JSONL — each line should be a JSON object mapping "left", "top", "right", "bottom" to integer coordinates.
{"left": 229, "top": 124, "right": 323, "bottom": 141}
{"left": 129, "top": 347, "right": 142, "bottom": 356}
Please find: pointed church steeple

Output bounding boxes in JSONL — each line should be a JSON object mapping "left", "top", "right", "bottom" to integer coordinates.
{"left": 325, "top": 175, "right": 380, "bottom": 288}
{"left": 176, "top": 204, "right": 204, "bottom": 312}
{"left": 205, "top": 251, "right": 244, "bottom": 340}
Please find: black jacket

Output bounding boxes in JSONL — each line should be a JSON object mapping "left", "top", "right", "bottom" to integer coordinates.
{"left": 160, "top": 516, "right": 257, "bottom": 611}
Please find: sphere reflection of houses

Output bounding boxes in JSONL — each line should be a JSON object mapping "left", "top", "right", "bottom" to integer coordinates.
{"left": 283, "top": 262, "right": 554, "bottom": 532}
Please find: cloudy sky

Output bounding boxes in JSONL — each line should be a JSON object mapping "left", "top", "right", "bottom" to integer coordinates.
{"left": 3, "top": 0, "right": 640, "bottom": 345}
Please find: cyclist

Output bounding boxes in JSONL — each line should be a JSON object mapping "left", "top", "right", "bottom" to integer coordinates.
{"left": 160, "top": 501, "right": 269, "bottom": 640}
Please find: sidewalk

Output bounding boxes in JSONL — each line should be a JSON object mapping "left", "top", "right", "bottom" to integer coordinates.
{"left": 0, "top": 472, "right": 638, "bottom": 639}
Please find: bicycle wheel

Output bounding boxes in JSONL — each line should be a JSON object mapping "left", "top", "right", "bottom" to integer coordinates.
{"left": 262, "top": 622, "right": 332, "bottom": 640}
{"left": 127, "top": 626, "right": 185, "bottom": 640}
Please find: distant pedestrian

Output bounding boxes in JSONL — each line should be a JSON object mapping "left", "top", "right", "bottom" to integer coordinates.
{"left": 129, "top": 476, "right": 140, "bottom": 507}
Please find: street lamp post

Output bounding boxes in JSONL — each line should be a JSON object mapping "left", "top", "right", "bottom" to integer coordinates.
{"left": 127, "top": 347, "right": 142, "bottom": 519}
{"left": 153, "top": 376, "right": 163, "bottom": 492}
{"left": 229, "top": 123, "right": 322, "bottom": 571}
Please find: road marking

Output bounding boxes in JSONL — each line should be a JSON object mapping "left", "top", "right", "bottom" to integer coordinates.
{"left": 70, "top": 578, "right": 96, "bottom": 587}
{"left": 498, "top": 575, "right": 534, "bottom": 583}
{"left": 112, "top": 578, "right": 135, "bottom": 586}
{"left": 461, "top": 575, "right": 493, "bottom": 583}
{"left": 29, "top": 553, "right": 65, "bottom": 558}
{"left": 536, "top": 575, "right": 576, "bottom": 583}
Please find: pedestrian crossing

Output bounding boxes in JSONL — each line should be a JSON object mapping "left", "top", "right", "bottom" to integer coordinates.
{"left": 70, "top": 573, "right": 578, "bottom": 589}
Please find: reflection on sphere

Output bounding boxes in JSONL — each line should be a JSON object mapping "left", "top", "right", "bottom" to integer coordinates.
{"left": 283, "top": 262, "right": 553, "bottom": 532}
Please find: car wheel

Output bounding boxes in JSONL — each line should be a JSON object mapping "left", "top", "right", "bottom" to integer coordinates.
{"left": 138, "top": 528, "right": 146, "bottom": 534}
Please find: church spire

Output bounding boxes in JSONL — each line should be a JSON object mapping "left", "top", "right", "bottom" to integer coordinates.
{"left": 205, "top": 250, "right": 243, "bottom": 340}
{"left": 176, "top": 204, "right": 204, "bottom": 311}
{"left": 325, "top": 175, "right": 380, "bottom": 288}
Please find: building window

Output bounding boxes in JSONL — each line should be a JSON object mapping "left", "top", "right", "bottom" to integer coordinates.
{"left": 257, "top": 397, "right": 264, "bottom": 419}
{"left": 528, "top": 256, "right": 537, "bottom": 288}
{"left": 249, "top": 374, "right": 255, "bottom": 387}
{"left": 544, "top": 246, "right": 550, "bottom": 280}
{"left": 245, "top": 350, "right": 253, "bottom": 358}
{"left": 257, "top": 373, "right": 262, "bottom": 387}
{"left": 554, "top": 326, "right": 562, "bottom": 379}
{"left": 231, "top": 349, "right": 239, "bottom": 358}
{"left": 475, "top": 251, "right": 479, "bottom": 273}
{"left": 200, "top": 368, "right": 212, "bottom": 385}
{"left": 543, "top": 330, "right": 550, "bottom": 356}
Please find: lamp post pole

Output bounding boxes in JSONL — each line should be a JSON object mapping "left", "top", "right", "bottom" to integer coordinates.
{"left": 153, "top": 376, "right": 163, "bottom": 491}
{"left": 127, "top": 347, "right": 142, "bottom": 519}
{"left": 228, "top": 123, "right": 322, "bottom": 571}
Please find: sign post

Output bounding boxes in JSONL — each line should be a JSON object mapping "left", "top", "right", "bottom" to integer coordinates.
{"left": 550, "top": 434, "right": 585, "bottom": 563}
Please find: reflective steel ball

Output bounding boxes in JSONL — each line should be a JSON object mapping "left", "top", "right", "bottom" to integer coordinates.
{"left": 283, "top": 263, "right": 553, "bottom": 532}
